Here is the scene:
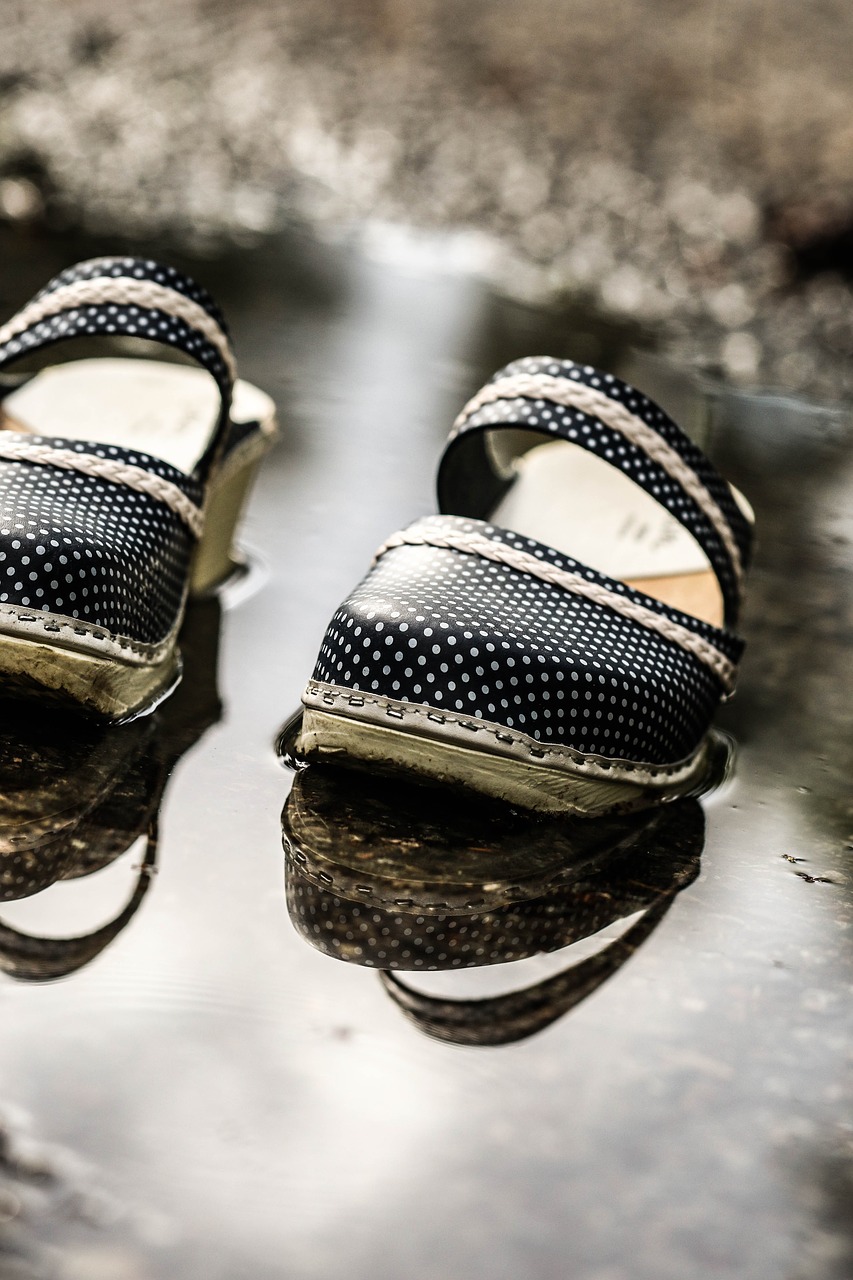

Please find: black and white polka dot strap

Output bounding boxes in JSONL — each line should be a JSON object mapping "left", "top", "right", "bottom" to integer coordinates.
{"left": 372, "top": 512, "right": 742, "bottom": 699}
{"left": 0, "top": 433, "right": 205, "bottom": 536}
{"left": 437, "top": 357, "right": 753, "bottom": 627}
{"left": 0, "top": 256, "right": 235, "bottom": 477}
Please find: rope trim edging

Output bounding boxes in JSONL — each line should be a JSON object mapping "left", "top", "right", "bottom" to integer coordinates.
{"left": 0, "top": 276, "right": 236, "bottom": 383}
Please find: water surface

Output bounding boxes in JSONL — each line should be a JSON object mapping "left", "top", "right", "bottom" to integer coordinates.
{"left": 0, "top": 224, "right": 851, "bottom": 1280}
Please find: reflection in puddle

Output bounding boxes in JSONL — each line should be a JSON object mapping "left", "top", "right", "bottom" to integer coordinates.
{"left": 1, "top": 226, "right": 846, "bottom": 1278}
{"left": 0, "top": 597, "right": 223, "bottom": 981}
{"left": 281, "top": 736, "right": 719, "bottom": 1043}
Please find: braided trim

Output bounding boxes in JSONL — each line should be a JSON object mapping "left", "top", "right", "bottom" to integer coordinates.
{"left": 374, "top": 526, "right": 736, "bottom": 690}
{"left": 0, "top": 438, "right": 204, "bottom": 538}
{"left": 40, "top": 257, "right": 229, "bottom": 332}
{"left": 454, "top": 373, "right": 744, "bottom": 590}
{"left": 0, "top": 278, "right": 235, "bottom": 383}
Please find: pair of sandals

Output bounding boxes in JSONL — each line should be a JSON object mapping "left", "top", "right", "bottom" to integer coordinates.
{"left": 0, "top": 256, "right": 754, "bottom": 818}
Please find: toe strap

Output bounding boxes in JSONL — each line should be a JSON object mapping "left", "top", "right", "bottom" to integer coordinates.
{"left": 374, "top": 520, "right": 737, "bottom": 692}
{"left": 311, "top": 514, "right": 743, "bottom": 766}
{"left": 0, "top": 435, "right": 204, "bottom": 537}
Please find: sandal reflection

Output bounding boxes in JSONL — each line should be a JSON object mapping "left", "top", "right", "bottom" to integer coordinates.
{"left": 282, "top": 752, "right": 714, "bottom": 1046}
{"left": 0, "top": 597, "right": 223, "bottom": 980}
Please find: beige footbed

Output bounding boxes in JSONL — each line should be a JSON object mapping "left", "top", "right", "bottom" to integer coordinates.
{"left": 0, "top": 359, "right": 276, "bottom": 718}
{"left": 301, "top": 438, "right": 753, "bottom": 815}
{"left": 492, "top": 440, "right": 735, "bottom": 627}
{"left": 2, "top": 358, "right": 274, "bottom": 473}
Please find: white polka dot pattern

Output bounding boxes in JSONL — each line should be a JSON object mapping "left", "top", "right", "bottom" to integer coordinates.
{"left": 374, "top": 522, "right": 737, "bottom": 688}
{"left": 0, "top": 257, "right": 239, "bottom": 647}
{"left": 312, "top": 515, "right": 737, "bottom": 764}
{"left": 35, "top": 257, "right": 231, "bottom": 334}
{"left": 0, "top": 278, "right": 235, "bottom": 385}
{"left": 0, "top": 436, "right": 205, "bottom": 536}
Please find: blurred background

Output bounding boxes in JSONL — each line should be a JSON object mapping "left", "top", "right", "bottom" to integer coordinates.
{"left": 1, "top": 0, "right": 852, "bottom": 401}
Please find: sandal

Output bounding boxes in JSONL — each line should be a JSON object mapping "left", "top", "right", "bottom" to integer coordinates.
{"left": 0, "top": 256, "right": 276, "bottom": 717}
{"left": 298, "top": 357, "right": 753, "bottom": 815}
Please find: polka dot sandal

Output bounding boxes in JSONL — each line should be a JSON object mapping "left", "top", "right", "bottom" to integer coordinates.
{"left": 299, "top": 357, "right": 754, "bottom": 817}
{"left": 0, "top": 257, "right": 276, "bottom": 717}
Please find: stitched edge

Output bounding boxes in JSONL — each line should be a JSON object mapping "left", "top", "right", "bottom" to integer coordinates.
{"left": 453, "top": 372, "right": 745, "bottom": 591}
{"left": 284, "top": 848, "right": 576, "bottom": 914}
{"left": 373, "top": 525, "right": 736, "bottom": 691}
{"left": 302, "top": 681, "right": 707, "bottom": 786}
{"left": 0, "top": 604, "right": 178, "bottom": 665}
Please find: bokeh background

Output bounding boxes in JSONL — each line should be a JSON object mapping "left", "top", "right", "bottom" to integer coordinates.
{"left": 1, "top": 8, "right": 853, "bottom": 1280}
{"left": 1, "top": 0, "right": 852, "bottom": 400}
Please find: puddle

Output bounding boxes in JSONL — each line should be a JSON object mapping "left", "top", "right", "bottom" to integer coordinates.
{"left": 0, "top": 222, "right": 851, "bottom": 1280}
{"left": 282, "top": 763, "right": 706, "bottom": 1044}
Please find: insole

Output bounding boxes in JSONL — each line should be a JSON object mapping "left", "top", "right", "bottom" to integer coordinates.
{"left": 490, "top": 441, "right": 739, "bottom": 628}
{"left": 1, "top": 358, "right": 273, "bottom": 474}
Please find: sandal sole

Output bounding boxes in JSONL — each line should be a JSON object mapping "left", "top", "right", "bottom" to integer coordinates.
{"left": 0, "top": 629, "right": 181, "bottom": 720}
{"left": 298, "top": 683, "right": 715, "bottom": 818}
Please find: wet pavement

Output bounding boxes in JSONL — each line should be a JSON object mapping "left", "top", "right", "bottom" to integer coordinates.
{"left": 0, "top": 224, "right": 851, "bottom": 1279}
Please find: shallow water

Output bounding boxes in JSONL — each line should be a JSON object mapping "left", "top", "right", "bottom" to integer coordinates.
{"left": 0, "top": 224, "right": 852, "bottom": 1280}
